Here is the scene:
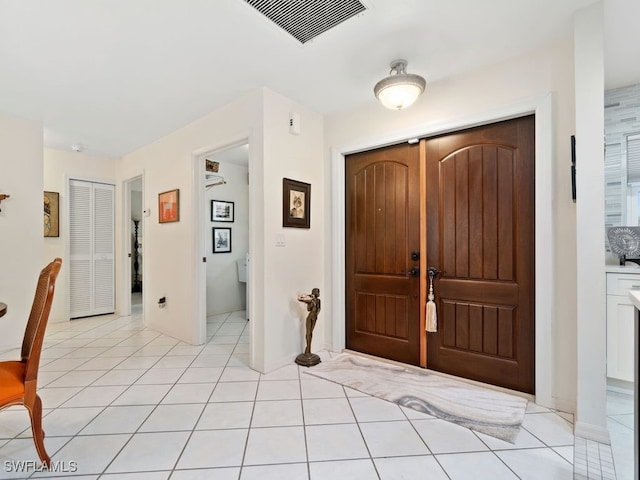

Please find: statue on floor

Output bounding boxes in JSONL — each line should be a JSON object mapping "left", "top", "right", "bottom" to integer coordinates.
{"left": 295, "top": 288, "right": 321, "bottom": 367}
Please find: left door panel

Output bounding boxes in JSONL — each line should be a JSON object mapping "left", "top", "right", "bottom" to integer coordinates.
{"left": 345, "top": 142, "right": 421, "bottom": 365}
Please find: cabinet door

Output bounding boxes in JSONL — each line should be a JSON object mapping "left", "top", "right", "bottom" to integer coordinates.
{"left": 606, "top": 294, "right": 635, "bottom": 382}
{"left": 69, "top": 180, "right": 115, "bottom": 318}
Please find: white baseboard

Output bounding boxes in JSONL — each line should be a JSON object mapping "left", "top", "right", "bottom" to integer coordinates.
{"left": 606, "top": 377, "right": 633, "bottom": 396}
{"left": 574, "top": 421, "right": 611, "bottom": 444}
{"left": 549, "top": 397, "right": 576, "bottom": 415}
{"left": 263, "top": 352, "right": 299, "bottom": 374}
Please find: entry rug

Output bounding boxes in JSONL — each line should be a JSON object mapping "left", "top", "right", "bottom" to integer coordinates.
{"left": 306, "top": 353, "right": 527, "bottom": 443}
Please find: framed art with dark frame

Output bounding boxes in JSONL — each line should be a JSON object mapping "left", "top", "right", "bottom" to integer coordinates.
{"left": 213, "top": 227, "right": 232, "bottom": 253}
{"left": 211, "top": 200, "right": 234, "bottom": 222}
{"left": 44, "top": 191, "right": 60, "bottom": 237}
{"left": 158, "top": 189, "right": 180, "bottom": 223}
{"left": 282, "top": 178, "right": 310, "bottom": 228}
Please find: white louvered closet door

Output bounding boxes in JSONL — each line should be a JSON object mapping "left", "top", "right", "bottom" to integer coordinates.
{"left": 69, "top": 180, "right": 115, "bottom": 318}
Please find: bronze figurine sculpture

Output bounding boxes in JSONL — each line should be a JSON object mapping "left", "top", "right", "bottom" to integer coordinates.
{"left": 295, "top": 288, "right": 321, "bottom": 367}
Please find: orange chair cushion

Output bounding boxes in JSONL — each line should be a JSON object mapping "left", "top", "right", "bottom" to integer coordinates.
{"left": 0, "top": 361, "right": 26, "bottom": 404}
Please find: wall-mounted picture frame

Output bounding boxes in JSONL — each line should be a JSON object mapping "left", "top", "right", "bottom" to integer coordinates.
{"left": 213, "top": 227, "right": 232, "bottom": 253}
{"left": 211, "top": 200, "right": 234, "bottom": 222}
{"left": 44, "top": 191, "right": 60, "bottom": 237}
{"left": 158, "top": 189, "right": 180, "bottom": 223}
{"left": 283, "top": 178, "right": 310, "bottom": 229}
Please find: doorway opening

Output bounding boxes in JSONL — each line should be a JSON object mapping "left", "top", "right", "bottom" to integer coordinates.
{"left": 129, "top": 177, "right": 143, "bottom": 317}
{"left": 121, "top": 175, "right": 144, "bottom": 319}
{"left": 344, "top": 116, "right": 535, "bottom": 393}
{"left": 333, "top": 95, "right": 554, "bottom": 405}
{"left": 206, "top": 145, "right": 249, "bottom": 319}
{"left": 196, "top": 141, "right": 251, "bottom": 362}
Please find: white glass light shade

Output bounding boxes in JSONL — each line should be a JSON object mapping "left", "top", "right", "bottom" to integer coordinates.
{"left": 373, "top": 60, "right": 426, "bottom": 110}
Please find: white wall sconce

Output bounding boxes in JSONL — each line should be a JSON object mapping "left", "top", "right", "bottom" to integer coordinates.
{"left": 374, "top": 59, "right": 426, "bottom": 110}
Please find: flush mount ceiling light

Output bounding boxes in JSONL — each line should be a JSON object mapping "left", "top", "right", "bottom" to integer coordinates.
{"left": 374, "top": 59, "right": 426, "bottom": 110}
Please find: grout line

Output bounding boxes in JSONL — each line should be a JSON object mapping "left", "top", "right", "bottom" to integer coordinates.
{"left": 343, "top": 386, "right": 382, "bottom": 480}
{"left": 168, "top": 312, "right": 239, "bottom": 476}
{"left": 297, "top": 362, "right": 312, "bottom": 480}
{"left": 237, "top": 329, "right": 261, "bottom": 477}
{"left": 468, "top": 429, "right": 521, "bottom": 479}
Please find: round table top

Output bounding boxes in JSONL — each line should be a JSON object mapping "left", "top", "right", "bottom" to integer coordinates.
{"left": 0, "top": 302, "right": 6, "bottom": 318}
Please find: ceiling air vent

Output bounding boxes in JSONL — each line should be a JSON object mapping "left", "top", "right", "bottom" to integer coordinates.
{"left": 244, "top": 0, "right": 367, "bottom": 44}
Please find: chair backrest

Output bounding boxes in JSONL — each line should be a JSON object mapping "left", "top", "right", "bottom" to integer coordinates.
{"left": 21, "top": 258, "right": 62, "bottom": 383}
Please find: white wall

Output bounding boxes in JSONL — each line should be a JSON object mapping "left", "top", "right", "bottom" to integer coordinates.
{"left": 118, "top": 89, "right": 324, "bottom": 373}
{"left": 323, "top": 38, "right": 578, "bottom": 411}
{"left": 574, "top": 1, "right": 608, "bottom": 442}
{"left": 43, "top": 148, "right": 118, "bottom": 322}
{"left": 206, "top": 162, "right": 249, "bottom": 315}
{"left": 117, "top": 92, "right": 262, "bottom": 347}
{"left": 0, "top": 114, "right": 43, "bottom": 350}
{"left": 261, "top": 89, "right": 325, "bottom": 371}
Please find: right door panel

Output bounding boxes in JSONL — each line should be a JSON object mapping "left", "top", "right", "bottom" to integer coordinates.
{"left": 426, "top": 115, "right": 535, "bottom": 394}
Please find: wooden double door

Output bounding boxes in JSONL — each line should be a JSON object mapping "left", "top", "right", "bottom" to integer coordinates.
{"left": 345, "top": 116, "right": 535, "bottom": 393}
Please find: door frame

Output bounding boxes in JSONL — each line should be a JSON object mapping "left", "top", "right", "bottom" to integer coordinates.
{"left": 331, "top": 94, "right": 554, "bottom": 407}
{"left": 191, "top": 132, "right": 253, "bottom": 349}
{"left": 121, "top": 173, "right": 144, "bottom": 318}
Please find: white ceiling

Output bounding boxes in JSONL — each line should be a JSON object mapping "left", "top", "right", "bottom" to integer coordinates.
{"left": 210, "top": 144, "right": 249, "bottom": 167}
{"left": 0, "top": 0, "right": 636, "bottom": 159}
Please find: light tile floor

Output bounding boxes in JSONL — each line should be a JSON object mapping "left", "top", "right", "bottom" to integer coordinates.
{"left": 0, "top": 310, "right": 604, "bottom": 479}
{"left": 604, "top": 390, "right": 635, "bottom": 480}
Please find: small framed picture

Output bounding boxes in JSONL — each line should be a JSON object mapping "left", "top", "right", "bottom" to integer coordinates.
{"left": 211, "top": 200, "right": 234, "bottom": 222}
{"left": 158, "top": 189, "right": 179, "bottom": 223}
{"left": 44, "top": 191, "right": 60, "bottom": 237}
{"left": 213, "top": 227, "right": 232, "bottom": 253}
{"left": 283, "top": 178, "right": 310, "bottom": 228}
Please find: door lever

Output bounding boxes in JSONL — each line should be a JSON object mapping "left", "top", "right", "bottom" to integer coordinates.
{"left": 427, "top": 267, "right": 441, "bottom": 279}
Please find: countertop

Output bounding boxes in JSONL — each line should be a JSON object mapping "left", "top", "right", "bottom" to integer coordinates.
{"left": 605, "top": 265, "right": 640, "bottom": 274}
{"left": 629, "top": 289, "right": 640, "bottom": 309}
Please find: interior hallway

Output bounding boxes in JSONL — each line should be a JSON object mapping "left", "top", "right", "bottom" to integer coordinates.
{"left": 0, "top": 311, "right": 627, "bottom": 479}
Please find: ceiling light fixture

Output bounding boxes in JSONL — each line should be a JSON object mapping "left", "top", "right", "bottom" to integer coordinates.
{"left": 374, "top": 59, "right": 426, "bottom": 110}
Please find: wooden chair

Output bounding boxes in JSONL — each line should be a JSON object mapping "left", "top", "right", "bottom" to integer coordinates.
{"left": 0, "top": 258, "right": 62, "bottom": 468}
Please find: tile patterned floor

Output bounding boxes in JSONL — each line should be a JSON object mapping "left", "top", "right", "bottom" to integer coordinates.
{"left": 573, "top": 436, "right": 615, "bottom": 480}
{"left": 0, "top": 309, "right": 605, "bottom": 479}
{"left": 604, "top": 390, "right": 635, "bottom": 480}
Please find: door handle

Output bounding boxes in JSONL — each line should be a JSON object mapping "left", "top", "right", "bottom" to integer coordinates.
{"left": 427, "top": 267, "right": 441, "bottom": 279}
{"left": 409, "top": 267, "right": 420, "bottom": 277}
{"left": 411, "top": 251, "right": 420, "bottom": 261}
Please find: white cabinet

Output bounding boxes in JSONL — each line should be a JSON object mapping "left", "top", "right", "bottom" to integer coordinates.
{"left": 606, "top": 272, "right": 639, "bottom": 382}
